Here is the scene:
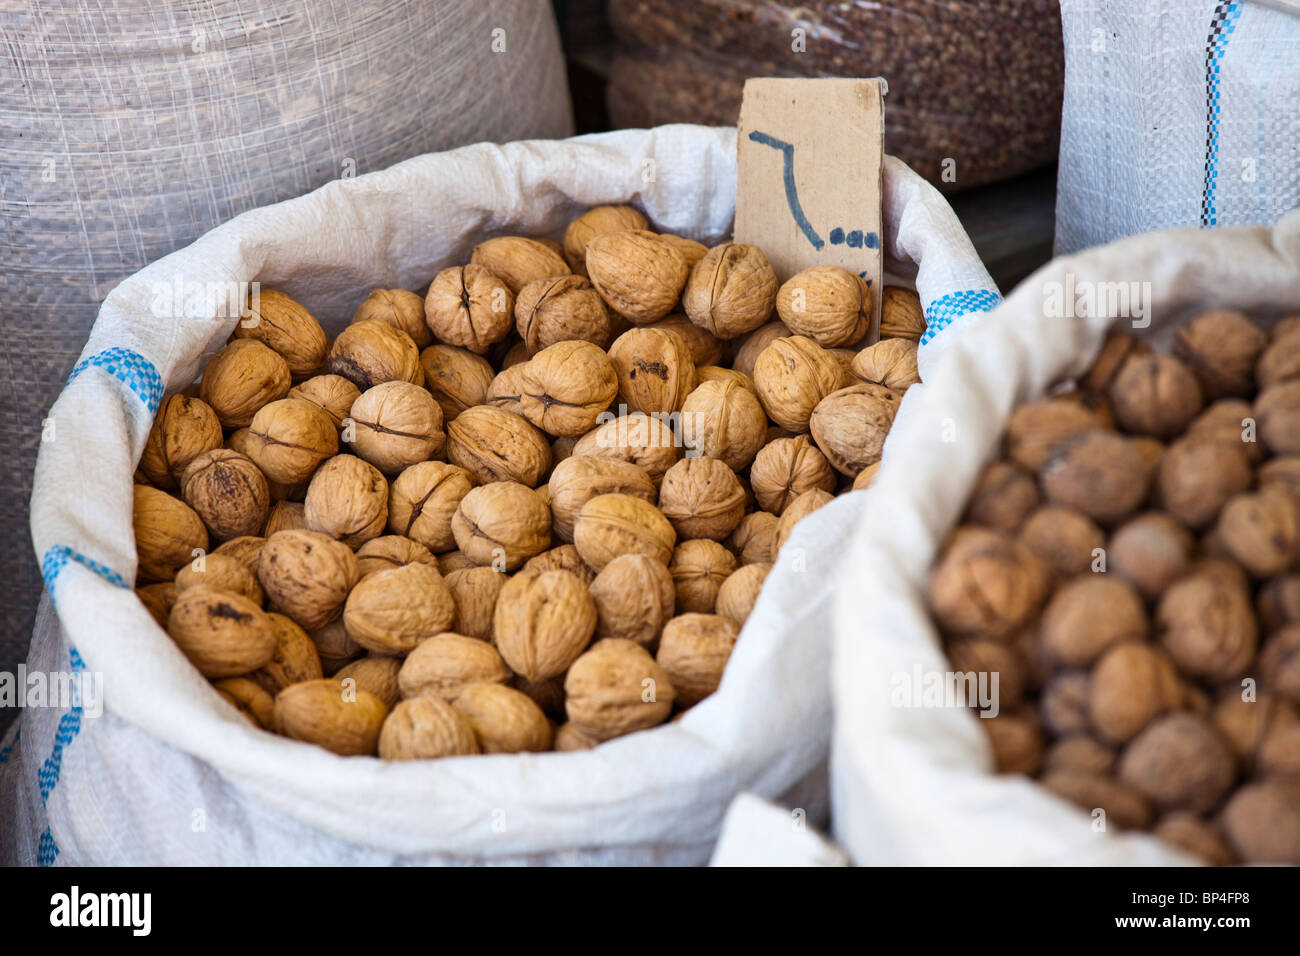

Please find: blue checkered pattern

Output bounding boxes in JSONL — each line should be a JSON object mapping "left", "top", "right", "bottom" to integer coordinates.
{"left": 35, "top": 646, "right": 87, "bottom": 866}
{"left": 1201, "top": 1, "right": 1245, "bottom": 227}
{"left": 919, "top": 289, "right": 1002, "bottom": 345}
{"left": 41, "top": 545, "right": 130, "bottom": 597}
{"left": 66, "top": 347, "right": 164, "bottom": 414}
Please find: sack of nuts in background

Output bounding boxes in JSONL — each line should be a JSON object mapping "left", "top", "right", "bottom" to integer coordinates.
{"left": 831, "top": 209, "right": 1300, "bottom": 865}
{"left": 1, "top": 125, "right": 997, "bottom": 866}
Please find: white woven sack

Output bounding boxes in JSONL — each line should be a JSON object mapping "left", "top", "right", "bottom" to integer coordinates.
{"left": 1055, "top": 0, "right": 1300, "bottom": 256}
{"left": 831, "top": 209, "right": 1300, "bottom": 866}
{"left": 1, "top": 124, "right": 995, "bottom": 866}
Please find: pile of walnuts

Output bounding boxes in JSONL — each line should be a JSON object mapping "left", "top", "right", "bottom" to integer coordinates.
{"left": 133, "top": 205, "right": 925, "bottom": 760}
{"left": 927, "top": 309, "right": 1300, "bottom": 865}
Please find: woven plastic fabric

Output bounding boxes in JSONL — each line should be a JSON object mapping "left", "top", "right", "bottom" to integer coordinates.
{"left": 0, "top": 0, "right": 573, "bottom": 729}
{"left": 1056, "top": 0, "right": 1300, "bottom": 254}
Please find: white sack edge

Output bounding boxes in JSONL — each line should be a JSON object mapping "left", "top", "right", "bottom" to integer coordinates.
{"left": 25, "top": 125, "right": 996, "bottom": 862}
{"left": 832, "top": 209, "right": 1300, "bottom": 865}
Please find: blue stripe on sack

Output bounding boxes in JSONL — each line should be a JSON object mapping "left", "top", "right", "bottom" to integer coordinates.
{"left": 1201, "top": 1, "right": 1245, "bottom": 227}
{"left": 919, "top": 289, "right": 1002, "bottom": 345}
{"left": 0, "top": 728, "right": 17, "bottom": 764}
{"left": 65, "top": 347, "right": 165, "bottom": 414}
{"left": 36, "top": 646, "right": 87, "bottom": 867}
{"left": 41, "top": 545, "right": 130, "bottom": 597}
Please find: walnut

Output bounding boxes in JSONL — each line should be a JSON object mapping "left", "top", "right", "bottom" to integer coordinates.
{"left": 327, "top": 319, "right": 423, "bottom": 391}
{"left": 174, "top": 552, "right": 263, "bottom": 604}
{"left": 443, "top": 566, "right": 506, "bottom": 641}
{"left": 1039, "top": 672, "right": 1092, "bottom": 737}
{"left": 1108, "top": 512, "right": 1194, "bottom": 599}
{"left": 564, "top": 638, "right": 675, "bottom": 741}
{"left": 1108, "top": 353, "right": 1204, "bottom": 438}
{"left": 1004, "top": 397, "right": 1105, "bottom": 471}
{"left": 302, "top": 454, "right": 389, "bottom": 548}
{"left": 683, "top": 242, "right": 778, "bottom": 339}
{"left": 1154, "top": 814, "right": 1238, "bottom": 866}
{"left": 852, "top": 461, "right": 882, "bottom": 492}
{"left": 397, "top": 632, "right": 511, "bottom": 700}
{"left": 446, "top": 405, "right": 551, "bottom": 486}
{"left": 1043, "top": 734, "right": 1116, "bottom": 777}
{"left": 354, "top": 535, "right": 437, "bottom": 578}
{"left": 1156, "top": 435, "right": 1252, "bottom": 528}
{"left": 726, "top": 511, "right": 778, "bottom": 566}
{"left": 679, "top": 379, "right": 768, "bottom": 472}
{"left": 450, "top": 481, "right": 551, "bottom": 570}
{"left": 649, "top": 314, "right": 726, "bottom": 367}
{"left": 927, "top": 526, "right": 1048, "bottom": 639}
{"left": 483, "top": 362, "right": 527, "bottom": 416}
{"left": 1088, "top": 643, "right": 1182, "bottom": 744}
{"left": 1170, "top": 309, "right": 1267, "bottom": 399}
{"left": 263, "top": 501, "right": 306, "bottom": 537}
{"left": 346, "top": 381, "right": 445, "bottom": 476}
{"left": 136, "top": 582, "right": 177, "bottom": 628}
{"left": 1259, "top": 574, "right": 1300, "bottom": 633}
{"left": 1185, "top": 398, "right": 1263, "bottom": 463}
{"left": 242, "top": 398, "right": 338, "bottom": 485}
{"left": 257, "top": 529, "right": 359, "bottom": 629}
{"left": 1039, "top": 574, "right": 1146, "bottom": 667}
{"left": 775, "top": 265, "right": 870, "bottom": 347}
{"left": 658, "top": 234, "right": 708, "bottom": 269}
{"left": 715, "top": 561, "right": 770, "bottom": 627}
{"left": 1255, "top": 380, "right": 1300, "bottom": 456}
{"left": 1257, "top": 327, "right": 1300, "bottom": 389}
{"left": 418, "top": 345, "right": 494, "bottom": 422}
{"left": 515, "top": 275, "right": 614, "bottom": 352}
{"left": 753, "top": 335, "right": 850, "bottom": 432}
{"left": 947, "top": 639, "right": 1027, "bottom": 706}
{"left": 879, "top": 286, "right": 926, "bottom": 341}
{"left": 808, "top": 383, "right": 901, "bottom": 478}
{"left": 732, "top": 320, "right": 791, "bottom": 378}
{"left": 140, "top": 394, "right": 224, "bottom": 489}
{"left": 1040, "top": 772, "right": 1153, "bottom": 830}
{"left": 353, "top": 288, "right": 431, "bottom": 349}
{"left": 1215, "top": 489, "right": 1300, "bottom": 578}
{"left": 493, "top": 568, "right": 596, "bottom": 682}
{"left": 521, "top": 543, "right": 596, "bottom": 585}
{"left": 213, "top": 676, "right": 275, "bottom": 728}
{"left": 309, "top": 619, "right": 363, "bottom": 674}
{"left": 1261, "top": 628, "right": 1300, "bottom": 705}
{"left": 749, "top": 437, "right": 835, "bottom": 518}
{"left": 588, "top": 553, "right": 675, "bottom": 649}
{"left": 668, "top": 538, "right": 737, "bottom": 613}
{"left": 571, "top": 412, "right": 680, "bottom": 483}
{"left": 379, "top": 696, "right": 479, "bottom": 759}
{"left": 248, "top": 612, "right": 323, "bottom": 695}
{"left": 272, "top": 678, "right": 387, "bottom": 756}
{"left": 1116, "top": 713, "right": 1236, "bottom": 814}
{"left": 228, "top": 288, "right": 328, "bottom": 379}
{"left": 334, "top": 656, "right": 402, "bottom": 709}
{"left": 964, "top": 460, "right": 1040, "bottom": 533}
{"left": 573, "top": 492, "right": 676, "bottom": 571}
{"left": 200, "top": 339, "right": 292, "bottom": 428}
{"left": 514, "top": 340, "right": 618, "bottom": 437}
{"left": 424, "top": 264, "right": 515, "bottom": 353}
{"left": 178, "top": 448, "right": 270, "bottom": 542}
{"left": 387, "top": 461, "right": 474, "bottom": 553}
{"left": 1040, "top": 429, "right": 1150, "bottom": 526}
{"left": 546, "top": 455, "right": 656, "bottom": 542}
{"left": 167, "top": 584, "right": 276, "bottom": 677}
{"left": 695, "top": 364, "right": 757, "bottom": 395}
{"left": 655, "top": 612, "right": 739, "bottom": 707}
{"left": 657, "top": 457, "right": 745, "bottom": 542}
{"left": 770, "top": 488, "right": 834, "bottom": 560}
{"left": 1082, "top": 331, "right": 1150, "bottom": 394}
{"left": 554, "top": 722, "right": 600, "bottom": 751}
{"left": 585, "top": 230, "right": 687, "bottom": 324}
{"left": 438, "top": 550, "right": 476, "bottom": 574}
{"left": 852, "top": 338, "right": 920, "bottom": 392}
{"left": 288, "top": 374, "right": 362, "bottom": 431}
{"left": 453, "top": 682, "right": 553, "bottom": 753}
{"left": 608, "top": 326, "right": 697, "bottom": 415}
{"left": 981, "top": 713, "right": 1045, "bottom": 775}
{"left": 1220, "top": 781, "right": 1300, "bottom": 864}
{"left": 563, "top": 205, "right": 649, "bottom": 275}
{"left": 471, "top": 236, "right": 572, "bottom": 295}
{"left": 1156, "top": 569, "right": 1256, "bottom": 680}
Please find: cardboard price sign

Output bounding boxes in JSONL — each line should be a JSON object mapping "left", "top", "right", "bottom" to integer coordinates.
{"left": 736, "top": 77, "right": 885, "bottom": 336}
